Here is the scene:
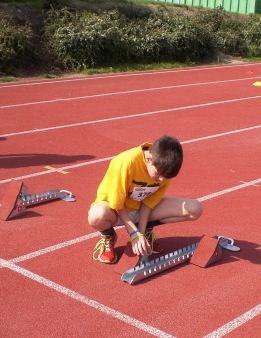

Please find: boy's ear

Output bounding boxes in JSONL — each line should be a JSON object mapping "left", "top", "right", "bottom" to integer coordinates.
{"left": 145, "top": 154, "right": 153, "bottom": 163}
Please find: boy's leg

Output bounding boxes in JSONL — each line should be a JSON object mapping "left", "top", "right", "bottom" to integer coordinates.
{"left": 145, "top": 197, "right": 203, "bottom": 253}
{"left": 88, "top": 202, "right": 119, "bottom": 264}
{"left": 148, "top": 196, "right": 203, "bottom": 224}
{"left": 88, "top": 201, "right": 118, "bottom": 231}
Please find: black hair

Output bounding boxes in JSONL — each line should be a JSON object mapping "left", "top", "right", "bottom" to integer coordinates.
{"left": 150, "top": 135, "right": 183, "bottom": 179}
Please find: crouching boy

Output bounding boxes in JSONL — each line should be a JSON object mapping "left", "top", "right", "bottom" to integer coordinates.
{"left": 88, "top": 135, "right": 203, "bottom": 263}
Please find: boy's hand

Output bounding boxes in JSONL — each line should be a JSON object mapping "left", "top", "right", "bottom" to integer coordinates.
{"left": 132, "top": 236, "right": 152, "bottom": 256}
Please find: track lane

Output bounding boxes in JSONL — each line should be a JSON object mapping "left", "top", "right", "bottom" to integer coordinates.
{"left": 1, "top": 185, "right": 260, "bottom": 338}
{"left": 1, "top": 78, "right": 261, "bottom": 136}
{"left": 1, "top": 63, "right": 260, "bottom": 338}
{"left": 0, "top": 127, "right": 260, "bottom": 258}
{"left": 0, "top": 62, "right": 260, "bottom": 106}
{"left": 0, "top": 96, "right": 260, "bottom": 184}
{"left": 1, "top": 267, "right": 161, "bottom": 338}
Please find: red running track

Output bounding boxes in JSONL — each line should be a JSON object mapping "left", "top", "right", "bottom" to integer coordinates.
{"left": 0, "top": 62, "right": 261, "bottom": 338}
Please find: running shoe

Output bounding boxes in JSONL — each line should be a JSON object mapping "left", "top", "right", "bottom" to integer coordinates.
{"left": 93, "top": 233, "right": 118, "bottom": 264}
{"left": 145, "top": 228, "right": 163, "bottom": 254}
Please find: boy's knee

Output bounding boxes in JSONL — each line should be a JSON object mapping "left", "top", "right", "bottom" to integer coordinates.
{"left": 88, "top": 204, "right": 106, "bottom": 229}
{"left": 191, "top": 200, "right": 203, "bottom": 220}
{"left": 184, "top": 199, "right": 203, "bottom": 220}
{"left": 87, "top": 209, "right": 96, "bottom": 228}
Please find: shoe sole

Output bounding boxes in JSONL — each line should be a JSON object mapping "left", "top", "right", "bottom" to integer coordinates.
{"left": 99, "top": 253, "right": 118, "bottom": 264}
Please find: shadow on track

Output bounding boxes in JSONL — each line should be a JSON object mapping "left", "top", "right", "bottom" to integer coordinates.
{"left": 0, "top": 153, "right": 95, "bottom": 169}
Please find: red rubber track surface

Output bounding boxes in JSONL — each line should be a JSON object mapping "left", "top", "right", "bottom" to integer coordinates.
{"left": 0, "top": 62, "right": 261, "bottom": 338}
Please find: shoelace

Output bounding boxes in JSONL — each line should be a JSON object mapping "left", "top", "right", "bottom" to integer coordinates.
{"left": 93, "top": 237, "right": 113, "bottom": 260}
{"left": 145, "top": 229, "right": 157, "bottom": 248}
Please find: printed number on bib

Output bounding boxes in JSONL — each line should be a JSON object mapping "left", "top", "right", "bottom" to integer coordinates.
{"left": 130, "top": 186, "right": 159, "bottom": 201}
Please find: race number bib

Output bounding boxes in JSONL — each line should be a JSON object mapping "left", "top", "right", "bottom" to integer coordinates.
{"left": 130, "top": 186, "right": 160, "bottom": 201}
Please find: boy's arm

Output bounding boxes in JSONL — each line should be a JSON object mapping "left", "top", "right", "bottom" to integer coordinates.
{"left": 138, "top": 202, "right": 152, "bottom": 234}
{"left": 117, "top": 207, "right": 152, "bottom": 256}
{"left": 117, "top": 208, "right": 138, "bottom": 234}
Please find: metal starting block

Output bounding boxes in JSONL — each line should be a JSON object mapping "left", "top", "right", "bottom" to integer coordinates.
{"left": 0, "top": 180, "right": 75, "bottom": 221}
{"left": 119, "top": 235, "right": 240, "bottom": 285}
{"left": 213, "top": 236, "right": 240, "bottom": 252}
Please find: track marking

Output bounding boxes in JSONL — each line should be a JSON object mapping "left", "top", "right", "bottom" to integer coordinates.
{"left": 181, "top": 125, "right": 261, "bottom": 144}
{"left": 0, "top": 156, "right": 114, "bottom": 184}
{"left": 202, "top": 304, "right": 261, "bottom": 338}
{"left": 6, "top": 177, "right": 261, "bottom": 264}
{"left": 8, "top": 231, "right": 104, "bottom": 264}
{"left": 1, "top": 96, "right": 261, "bottom": 139}
{"left": 1, "top": 177, "right": 260, "bottom": 337}
{"left": 0, "top": 125, "right": 260, "bottom": 185}
{"left": 1, "top": 76, "right": 261, "bottom": 109}
{"left": 198, "top": 178, "right": 261, "bottom": 202}
{"left": 0, "top": 258, "right": 176, "bottom": 338}
{"left": 44, "top": 166, "right": 69, "bottom": 174}
{"left": 0, "top": 62, "right": 260, "bottom": 89}
{"left": 1, "top": 126, "right": 260, "bottom": 184}
{"left": 239, "top": 180, "right": 259, "bottom": 187}
{"left": 1, "top": 63, "right": 260, "bottom": 338}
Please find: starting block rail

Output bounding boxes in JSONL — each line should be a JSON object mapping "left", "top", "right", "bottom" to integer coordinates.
{"left": 0, "top": 181, "right": 75, "bottom": 221}
{"left": 121, "top": 242, "right": 198, "bottom": 285}
{"left": 120, "top": 235, "right": 240, "bottom": 285}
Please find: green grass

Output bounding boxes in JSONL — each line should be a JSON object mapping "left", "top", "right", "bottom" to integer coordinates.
{"left": 1, "top": 1, "right": 260, "bottom": 79}
{"left": 0, "top": 77, "right": 18, "bottom": 83}
{"left": 41, "top": 73, "right": 59, "bottom": 78}
{"left": 245, "top": 56, "right": 261, "bottom": 62}
{"left": 81, "top": 60, "right": 197, "bottom": 76}
{"left": 80, "top": 56, "right": 261, "bottom": 77}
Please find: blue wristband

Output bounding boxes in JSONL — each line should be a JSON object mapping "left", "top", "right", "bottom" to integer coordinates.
{"left": 130, "top": 229, "right": 140, "bottom": 237}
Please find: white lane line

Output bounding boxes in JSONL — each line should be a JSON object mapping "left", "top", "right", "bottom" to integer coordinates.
{"left": 8, "top": 232, "right": 102, "bottom": 264}
{"left": 202, "top": 304, "right": 261, "bottom": 338}
{"left": 0, "top": 156, "right": 114, "bottom": 184}
{"left": 1, "top": 95, "right": 261, "bottom": 138}
{"left": 0, "top": 125, "right": 260, "bottom": 185}
{"left": 182, "top": 125, "right": 261, "bottom": 144}
{"left": 0, "top": 62, "right": 259, "bottom": 89}
{"left": 1, "top": 177, "right": 260, "bottom": 336}
{"left": 6, "top": 177, "right": 261, "bottom": 265}
{"left": 1, "top": 76, "right": 261, "bottom": 109}
{"left": 198, "top": 178, "right": 261, "bottom": 202}
{"left": 8, "top": 227, "right": 122, "bottom": 264}
{"left": 0, "top": 258, "right": 176, "bottom": 338}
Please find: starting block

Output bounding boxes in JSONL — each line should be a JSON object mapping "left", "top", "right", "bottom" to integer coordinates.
{"left": 116, "top": 235, "right": 240, "bottom": 285}
{"left": 0, "top": 180, "right": 75, "bottom": 221}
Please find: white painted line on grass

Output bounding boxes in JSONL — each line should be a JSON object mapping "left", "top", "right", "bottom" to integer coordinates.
{"left": 1, "top": 96, "right": 261, "bottom": 138}
{"left": 6, "top": 177, "right": 261, "bottom": 265}
{"left": 202, "top": 303, "right": 261, "bottom": 338}
{"left": 1, "top": 76, "right": 261, "bottom": 109}
{"left": 0, "top": 125, "right": 260, "bottom": 185}
{"left": 0, "top": 62, "right": 260, "bottom": 89}
{"left": 0, "top": 258, "right": 176, "bottom": 338}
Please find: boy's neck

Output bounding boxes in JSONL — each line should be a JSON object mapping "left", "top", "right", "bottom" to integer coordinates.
{"left": 143, "top": 150, "right": 152, "bottom": 164}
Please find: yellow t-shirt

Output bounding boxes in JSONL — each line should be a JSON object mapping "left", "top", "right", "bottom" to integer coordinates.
{"left": 91, "top": 143, "right": 171, "bottom": 212}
